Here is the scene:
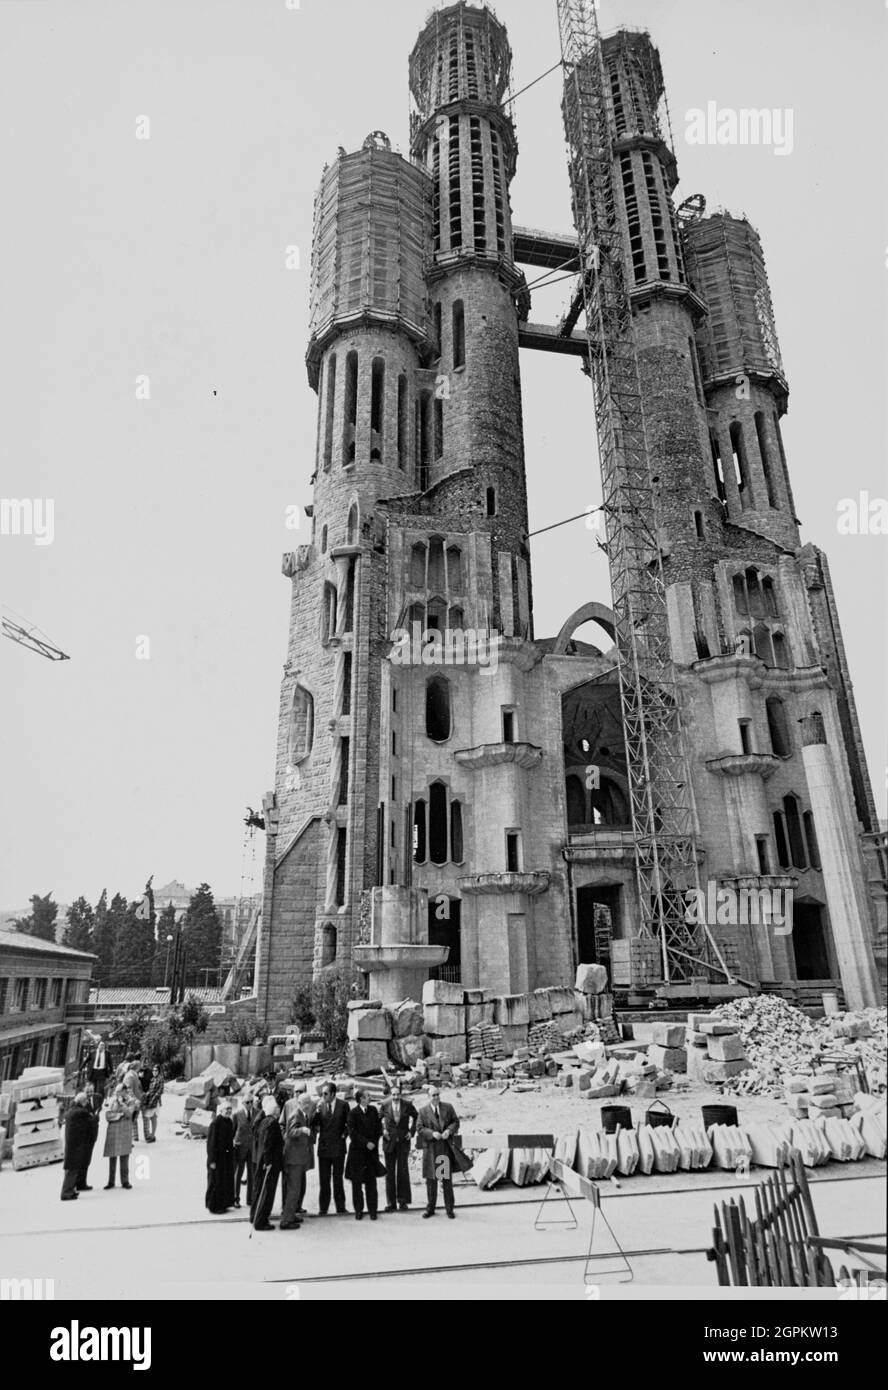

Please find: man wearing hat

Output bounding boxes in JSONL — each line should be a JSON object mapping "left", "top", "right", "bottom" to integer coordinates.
{"left": 380, "top": 1082, "right": 418, "bottom": 1212}
{"left": 416, "top": 1086, "right": 471, "bottom": 1219}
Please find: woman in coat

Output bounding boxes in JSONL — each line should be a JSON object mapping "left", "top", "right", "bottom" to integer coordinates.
{"left": 102, "top": 1084, "right": 136, "bottom": 1189}
{"left": 205, "top": 1099, "right": 236, "bottom": 1214}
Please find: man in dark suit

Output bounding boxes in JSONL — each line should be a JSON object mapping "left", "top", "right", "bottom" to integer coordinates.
{"left": 60, "top": 1093, "right": 96, "bottom": 1201}
{"left": 417, "top": 1085, "right": 470, "bottom": 1219}
{"left": 380, "top": 1082, "right": 418, "bottom": 1212}
{"left": 250, "top": 1096, "right": 284, "bottom": 1232}
{"left": 344, "top": 1088, "right": 383, "bottom": 1221}
{"left": 314, "top": 1082, "right": 349, "bottom": 1215}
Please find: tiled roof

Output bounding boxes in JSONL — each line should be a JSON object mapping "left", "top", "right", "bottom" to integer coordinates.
{"left": 0, "top": 929, "right": 96, "bottom": 961}
{"left": 88, "top": 987, "right": 226, "bottom": 1006}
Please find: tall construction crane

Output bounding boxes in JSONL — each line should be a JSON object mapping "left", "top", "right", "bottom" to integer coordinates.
{"left": 556, "top": 0, "right": 711, "bottom": 987}
{"left": 2, "top": 607, "right": 70, "bottom": 661}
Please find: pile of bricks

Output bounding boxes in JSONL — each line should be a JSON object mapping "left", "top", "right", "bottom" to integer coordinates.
{"left": 528, "top": 1021, "right": 563, "bottom": 1055}
{"left": 784, "top": 1067, "right": 856, "bottom": 1121}
{"left": 468, "top": 1022, "right": 506, "bottom": 1060}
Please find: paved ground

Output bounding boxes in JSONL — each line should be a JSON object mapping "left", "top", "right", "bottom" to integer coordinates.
{"left": 1, "top": 1088, "right": 883, "bottom": 1301}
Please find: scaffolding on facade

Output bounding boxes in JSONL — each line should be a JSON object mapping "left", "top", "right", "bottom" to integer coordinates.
{"left": 556, "top": 0, "right": 716, "bottom": 987}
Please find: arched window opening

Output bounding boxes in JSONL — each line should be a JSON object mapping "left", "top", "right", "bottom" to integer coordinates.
{"left": 425, "top": 675, "right": 451, "bottom": 743}
{"left": 321, "top": 524, "right": 328, "bottom": 554}
{"left": 416, "top": 391, "right": 431, "bottom": 490}
{"left": 733, "top": 574, "right": 748, "bottom": 613}
{"left": 410, "top": 542, "right": 427, "bottom": 589}
{"left": 337, "top": 737, "right": 350, "bottom": 805}
{"left": 755, "top": 411, "right": 777, "bottom": 507}
{"left": 803, "top": 811, "right": 821, "bottom": 871}
{"left": 427, "top": 537, "right": 446, "bottom": 593}
{"left": 762, "top": 576, "right": 778, "bottom": 617}
{"left": 343, "top": 559, "right": 355, "bottom": 633}
{"left": 486, "top": 487, "right": 497, "bottom": 516}
{"left": 346, "top": 504, "right": 359, "bottom": 546}
{"left": 288, "top": 683, "right": 314, "bottom": 765}
{"left": 370, "top": 357, "right": 385, "bottom": 461}
{"left": 566, "top": 774, "right": 586, "bottom": 828}
{"left": 772, "top": 632, "right": 789, "bottom": 669}
{"left": 427, "top": 597, "right": 446, "bottom": 632}
{"left": 413, "top": 799, "right": 427, "bottom": 864}
{"left": 729, "top": 421, "right": 749, "bottom": 502}
{"left": 397, "top": 374, "right": 408, "bottom": 470}
{"left": 753, "top": 624, "right": 774, "bottom": 666}
{"left": 434, "top": 397, "right": 444, "bottom": 460}
{"left": 446, "top": 545, "right": 462, "bottom": 591}
{"left": 429, "top": 782, "right": 449, "bottom": 865}
{"left": 784, "top": 795, "right": 807, "bottom": 870}
{"left": 433, "top": 302, "right": 442, "bottom": 356}
{"left": 323, "top": 354, "right": 336, "bottom": 470}
{"left": 693, "top": 509, "right": 705, "bottom": 540}
{"left": 322, "top": 582, "right": 337, "bottom": 643}
{"left": 710, "top": 433, "right": 727, "bottom": 503}
{"left": 452, "top": 299, "right": 466, "bottom": 368}
{"left": 746, "top": 567, "right": 764, "bottom": 617}
{"left": 407, "top": 601, "right": 425, "bottom": 629}
{"left": 448, "top": 605, "right": 464, "bottom": 631}
{"left": 450, "top": 801, "right": 464, "bottom": 864}
{"left": 766, "top": 696, "right": 791, "bottom": 757}
{"left": 773, "top": 810, "right": 790, "bottom": 869}
{"left": 343, "top": 351, "right": 358, "bottom": 465}
{"left": 320, "top": 923, "right": 337, "bottom": 968}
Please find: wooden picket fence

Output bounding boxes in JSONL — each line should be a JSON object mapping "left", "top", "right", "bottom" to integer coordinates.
{"left": 708, "top": 1149, "right": 836, "bottom": 1287}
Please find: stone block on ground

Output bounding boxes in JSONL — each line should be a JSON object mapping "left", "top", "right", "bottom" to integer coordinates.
{"left": 701, "top": 1057, "right": 751, "bottom": 1082}
{"left": 464, "top": 989, "right": 490, "bottom": 1004}
{"left": 648, "top": 1044, "right": 687, "bottom": 1073}
{"left": 391, "top": 999, "right": 424, "bottom": 1037}
{"left": 347, "top": 1008, "right": 392, "bottom": 1042}
{"left": 421, "top": 980, "right": 465, "bottom": 1006}
{"left": 347, "top": 998, "right": 383, "bottom": 1011}
{"left": 492, "top": 994, "right": 531, "bottom": 1026}
{"left": 553, "top": 1009, "right": 584, "bottom": 1035}
{"left": 706, "top": 1034, "right": 747, "bottom": 1062}
{"left": 388, "top": 1036, "right": 425, "bottom": 1069}
{"left": 466, "top": 1002, "right": 495, "bottom": 1029}
{"left": 531, "top": 988, "right": 554, "bottom": 1020}
{"left": 545, "top": 986, "right": 577, "bottom": 1015}
{"left": 699, "top": 1020, "right": 736, "bottom": 1036}
{"left": 424, "top": 1003, "right": 466, "bottom": 1036}
{"left": 575, "top": 963, "right": 608, "bottom": 995}
{"left": 499, "top": 1022, "right": 529, "bottom": 1053}
{"left": 346, "top": 1040, "right": 390, "bottom": 1076}
{"left": 425, "top": 1035, "right": 467, "bottom": 1065}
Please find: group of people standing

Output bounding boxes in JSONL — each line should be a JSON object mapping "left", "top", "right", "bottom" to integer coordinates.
{"left": 60, "top": 1054, "right": 164, "bottom": 1199}
{"left": 205, "top": 1080, "right": 471, "bottom": 1230}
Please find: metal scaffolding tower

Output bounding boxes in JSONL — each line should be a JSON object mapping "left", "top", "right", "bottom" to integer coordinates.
{"left": 556, "top": 0, "right": 704, "bottom": 984}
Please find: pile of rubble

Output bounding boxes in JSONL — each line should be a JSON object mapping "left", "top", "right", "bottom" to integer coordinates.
{"left": 706, "top": 996, "right": 887, "bottom": 1099}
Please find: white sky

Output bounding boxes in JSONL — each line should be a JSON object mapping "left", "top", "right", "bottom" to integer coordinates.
{"left": 1, "top": 0, "right": 885, "bottom": 909}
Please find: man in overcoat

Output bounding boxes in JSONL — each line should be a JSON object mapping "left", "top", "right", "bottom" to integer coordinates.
{"left": 60, "top": 1093, "right": 96, "bottom": 1201}
{"left": 416, "top": 1085, "right": 471, "bottom": 1218}
{"left": 250, "top": 1096, "right": 284, "bottom": 1232}
{"left": 314, "top": 1081, "right": 350, "bottom": 1215}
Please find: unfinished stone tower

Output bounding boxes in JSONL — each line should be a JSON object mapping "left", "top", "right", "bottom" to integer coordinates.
{"left": 254, "top": 3, "right": 883, "bottom": 1031}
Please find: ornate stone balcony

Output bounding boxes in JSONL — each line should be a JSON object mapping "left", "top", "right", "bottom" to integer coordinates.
{"left": 706, "top": 752, "right": 780, "bottom": 780}
{"left": 458, "top": 871, "right": 550, "bottom": 896}
{"left": 454, "top": 742, "right": 543, "bottom": 771}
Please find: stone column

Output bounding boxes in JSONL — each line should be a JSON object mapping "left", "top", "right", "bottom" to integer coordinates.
{"left": 801, "top": 719, "right": 879, "bottom": 1009}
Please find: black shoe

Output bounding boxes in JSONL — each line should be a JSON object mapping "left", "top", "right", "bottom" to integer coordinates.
{"left": 369, "top": 1213, "right": 378, "bottom": 1221}
{"left": 335, "top": 1209, "right": 348, "bottom": 1216}
{"left": 233, "top": 1201, "right": 241, "bottom": 1208}
{"left": 254, "top": 1223, "right": 276, "bottom": 1231}
{"left": 121, "top": 1183, "right": 132, "bottom": 1190}
{"left": 77, "top": 1185, "right": 93, "bottom": 1192}
{"left": 446, "top": 1210, "right": 455, "bottom": 1219}
{"left": 280, "top": 1221, "right": 302, "bottom": 1230}
{"left": 423, "top": 1209, "right": 435, "bottom": 1218}
{"left": 385, "top": 1205, "right": 397, "bottom": 1213}
{"left": 104, "top": 1183, "right": 115, "bottom": 1190}
{"left": 399, "top": 1204, "right": 410, "bottom": 1211}
{"left": 61, "top": 1194, "right": 78, "bottom": 1201}
{"left": 317, "top": 1210, "right": 328, "bottom": 1217}
{"left": 355, "top": 1212, "right": 363, "bottom": 1221}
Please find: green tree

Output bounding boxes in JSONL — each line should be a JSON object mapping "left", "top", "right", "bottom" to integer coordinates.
{"left": 63, "top": 896, "right": 95, "bottom": 953}
{"left": 112, "top": 901, "right": 156, "bottom": 985}
{"left": 94, "top": 892, "right": 127, "bottom": 987}
{"left": 152, "top": 903, "right": 178, "bottom": 987}
{"left": 107, "top": 1005, "right": 153, "bottom": 1057}
{"left": 183, "top": 884, "right": 221, "bottom": 987}
{"left": 13, "top": 892, "right": 59, "bottom": 942}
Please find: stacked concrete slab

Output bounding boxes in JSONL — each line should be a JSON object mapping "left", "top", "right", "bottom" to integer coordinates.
{"left": 422, "top": 981, "right": 467, "bottom": 1064}
{"left": 685, "top": 1012, "right": 751, "bottom": 1083}
{"left": 11, "top": 1068, "right": 65, "bottom": 1171}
